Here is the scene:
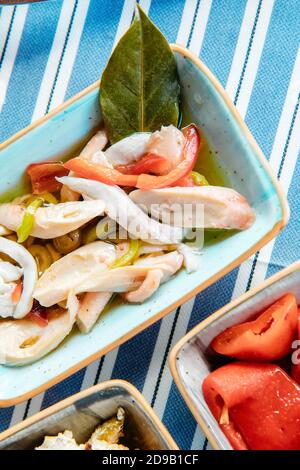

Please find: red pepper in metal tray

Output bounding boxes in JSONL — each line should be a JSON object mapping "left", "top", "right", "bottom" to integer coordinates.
{"left": 211, "top": 293, "right": 298, "bottom": 361}
{"left": 202, "top": 362, "right": 300, "bottom": 450}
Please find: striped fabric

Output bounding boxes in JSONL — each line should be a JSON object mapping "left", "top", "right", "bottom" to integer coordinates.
{"left": 0, "top": 0, "right": 299, "bottom": 450}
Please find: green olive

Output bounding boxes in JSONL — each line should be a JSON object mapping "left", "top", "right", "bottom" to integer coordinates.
{"left": 82, "top": 223, "right": 98, "bottom": 245}
{"left": 28, "top": 244, "right": 52, "bottom": 275}
{"left": 53, "top": 229, "right": 82, "bottom": 254}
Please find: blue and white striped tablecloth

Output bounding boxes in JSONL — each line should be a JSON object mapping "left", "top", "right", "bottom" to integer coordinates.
{"left": 0, "top": 0, "right": 299, "bottom": 450}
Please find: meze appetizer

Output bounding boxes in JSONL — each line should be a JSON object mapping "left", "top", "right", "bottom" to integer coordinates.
{"left": 36, "top": 407, "right": 128, "bottom": 450}
{"left": 0, "top": 7, "right": 255, "bottom": 366}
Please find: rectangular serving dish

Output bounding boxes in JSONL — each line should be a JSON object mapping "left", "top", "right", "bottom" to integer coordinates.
{"left": 0, "top": 45, "right": 288, "bottom": 406}
{"left": 0, "top": 380, "right": 177, "bottom": 449}
{"left": 169, "top": 260, "right": 300, "bottom": 450}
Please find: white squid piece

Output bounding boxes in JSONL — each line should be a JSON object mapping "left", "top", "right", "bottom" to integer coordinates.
{"left": 76, "top": 292, "right": 112, "bottom": 333}
{"left": 0, "top": 291, "right": 78, "bottom": 366}
{"left": 145, "top": 125, "right": 185, "bottom": 172}
{"left": 124, "top": 269, "right": 163, "bottom": 303}
{"left": 61, "top": 129, "right": 109, "bottom": 201}
{"left": 103, "top": 125, "right": 184, "bottom": 170}
{"left": 0, "top": 237, "right": 37, "bottom": 319}
{"left": 73, "top": 125, "right": 184, "bottom": 173}
{"left": 80, "top": 129, "right": 108, "bottom": 160}
{"left": 57, "top": 177, "right": 184, "bottom": 245}
{"left": 104, "top": 132, "right": 150, "bottom": 166}
{"left": 0, "top": 225, "right": 12, "bottom": 236}
{"left": 0, "top": 200, "right": 105, "bottom": 239}
{"left": 75, "top": 251, "right": 183, "bottom": 303}
{"left": 34, "top": 241, "right": 116, "bottom": 307}
{"left": 129, "top": 186, "right": 255, "bottom": 230}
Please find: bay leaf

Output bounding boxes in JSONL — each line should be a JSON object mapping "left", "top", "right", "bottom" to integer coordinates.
{"left": 100, "top": 4, "right": 180, "bottom": 144}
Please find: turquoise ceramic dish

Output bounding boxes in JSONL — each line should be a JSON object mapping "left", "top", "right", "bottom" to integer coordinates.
{"left": 0, "top": 45, "right": 288, "bottom": 405}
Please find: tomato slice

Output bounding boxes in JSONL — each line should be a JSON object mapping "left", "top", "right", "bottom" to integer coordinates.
{"left": 136, "top": 124, "right": 200, "bottom": 190}
{"left": 211, "top": 293, "right": 298, "bottom": 361}
{"left": 27, "top": 162, "right": 69, "bottom": 194}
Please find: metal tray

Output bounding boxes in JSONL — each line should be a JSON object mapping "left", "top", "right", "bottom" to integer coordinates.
{"left": 0, "top": 380, "right": 178, "bottom": 450}
{"left": 170, "top": 260, "right": 300, "bottom": 450}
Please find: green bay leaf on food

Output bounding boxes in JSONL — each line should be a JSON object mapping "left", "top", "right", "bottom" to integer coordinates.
{"left": 100, "top": 4, "right": 180, "bottom": 144}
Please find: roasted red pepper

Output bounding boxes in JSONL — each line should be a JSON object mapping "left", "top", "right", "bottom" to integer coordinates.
{"left": 202, "top": 362, "right": 300, "bottom": 450}
{"left": 211, "top": 293, "right": 298, "bottom": 361}
{"left": 27, "top": 162, "right": 69, "bottom": 194}
{"left": 116, "top": 154, "right": 170, "bottom": 176}
{"left": 64, "top": 157, "right": 139, "bottom": 187}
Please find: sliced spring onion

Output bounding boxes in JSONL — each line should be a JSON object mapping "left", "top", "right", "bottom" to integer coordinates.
{"left": 110, "top": 239, "right": 140, "bottom": 269}
{"left": 17, "top": 197, "right": 44, "bottom": 243}
{"left": 191, "top": 171, "right": 209, "bottom": 186}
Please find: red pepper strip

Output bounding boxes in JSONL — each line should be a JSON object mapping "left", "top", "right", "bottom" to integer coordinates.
{"left": 116, "top": 153, "right": 170, "bottom": 176}
{"left": 64, "top": 158, "right": 138, "bottom": 187}
{"left": 27, "top": 162, "right": 69, "bottom": 194}
{"left": 11, "top": 281, "right": 22, "bottom": 303}
{"left": 135, "top": 124, "right": 200, "bottom": 190}
{"left": 65, "top": 124, "right": 200, "bottom": 189}
{"left": 211, "top": 293, "right": 298, "bottom": 361}
{"left": 26, "top": 306, "right": 49, "bottom": 327}
{"left": 202, "top": 362, "right": 300, "bottom": 450}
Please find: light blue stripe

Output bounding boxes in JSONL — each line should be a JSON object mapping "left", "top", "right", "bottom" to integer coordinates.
{"left": 0, "top": 0, "right": 64, "bottom": 142}
{"left": 245, "top": 0, "right": 300, "bottom": 156}
{"left": 200, "top": 0, "right": 247, "bottom": 87}
{"left": 66, "top": 0, "right": 124, "bottom": 99}
{"left": 149, "top": 0, "right": 186, "bottom": 43}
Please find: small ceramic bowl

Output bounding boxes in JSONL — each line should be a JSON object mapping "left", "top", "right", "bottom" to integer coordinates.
{"left": 0, "top": 45, "right": 288, "bottom": 406}
{"left": 0, "top": 380, "right": 178, "bottom": 450}
{"left": 169, "top": 260, "right": 300, "bottom": 450}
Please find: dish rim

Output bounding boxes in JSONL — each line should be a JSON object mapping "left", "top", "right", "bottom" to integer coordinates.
{"left": 0, "top": 44, "right": 289, "bottom": 407}
{"left": 169, "top": 259, "right": 300, "bottom": 450}
{"left": 0, "top": 378, "right": 178, "bottom": 449}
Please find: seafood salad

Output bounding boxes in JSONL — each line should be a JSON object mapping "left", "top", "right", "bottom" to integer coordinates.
{"left": 36, "top": 407, "right": 128, "bottom": 450}
{"left": 0, "top": 7, "right": 255, "bottom": 366}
